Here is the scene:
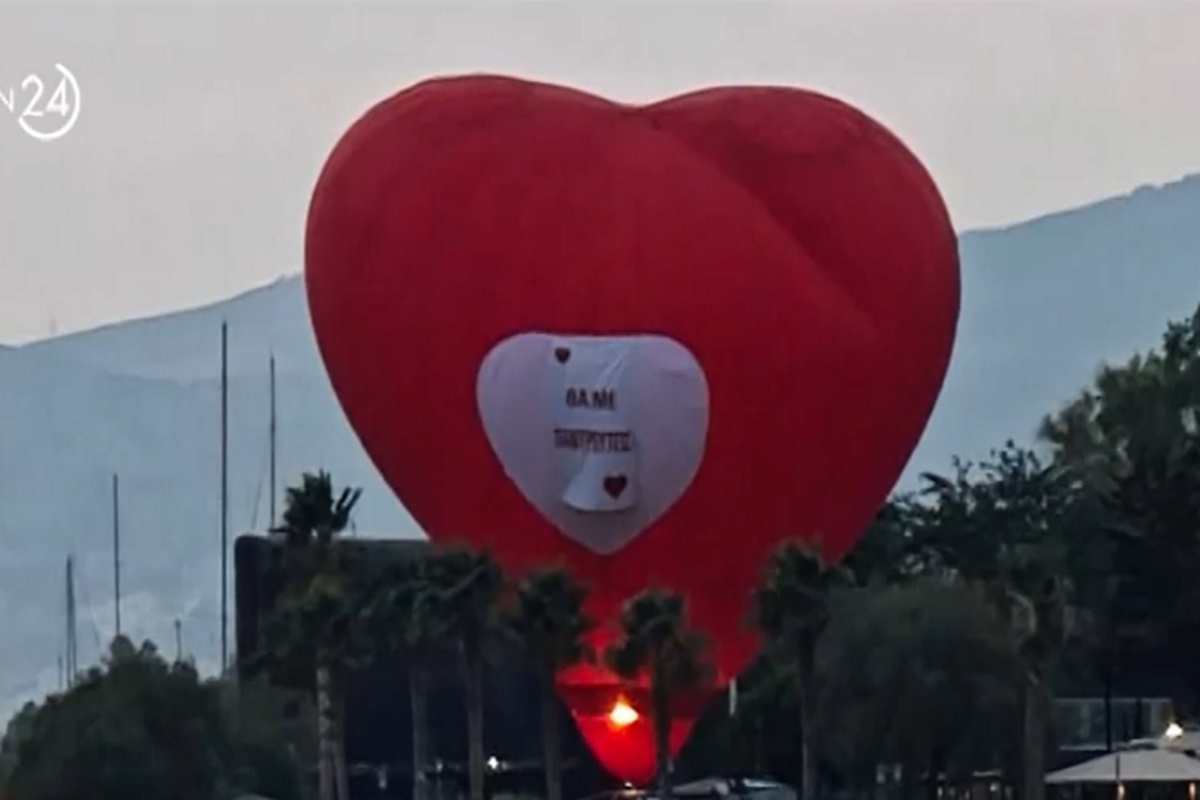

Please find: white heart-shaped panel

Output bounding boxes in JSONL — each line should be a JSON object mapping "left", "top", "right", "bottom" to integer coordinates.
{"left": 476, "top": 333, "right": 709, "bottom": 554}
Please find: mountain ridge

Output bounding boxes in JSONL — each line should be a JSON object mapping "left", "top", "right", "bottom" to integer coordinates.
{"left": 17, "top": 173, "right": 1200, "bottom": 379}
{"left": 967, "top": 171, "right": 1200, "bottom": 236}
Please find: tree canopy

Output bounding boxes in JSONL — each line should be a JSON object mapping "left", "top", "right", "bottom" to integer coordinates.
{"left": 0, "top": 637, "right": 307, "bottom": 800}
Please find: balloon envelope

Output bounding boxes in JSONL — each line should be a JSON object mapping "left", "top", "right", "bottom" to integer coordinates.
{"left": 305, "top": 74, "right": 959, "bottom": 782}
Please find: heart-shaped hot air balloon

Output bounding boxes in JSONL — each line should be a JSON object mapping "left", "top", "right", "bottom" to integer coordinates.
{"left": 305, "top": 74, "right": 959, "bottom": 783}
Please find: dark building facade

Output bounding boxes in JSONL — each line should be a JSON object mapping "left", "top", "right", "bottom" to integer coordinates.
{"left": 234, "top": 534, "right": 617, "bottom": 800}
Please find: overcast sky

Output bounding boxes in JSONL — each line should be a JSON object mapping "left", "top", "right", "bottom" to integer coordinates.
{"left": 0, "top": 0, "right": 1198, "bottom": 343}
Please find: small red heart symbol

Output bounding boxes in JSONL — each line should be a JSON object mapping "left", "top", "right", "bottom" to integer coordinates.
{"left": 306, "top": 74, "right": 958, "bottom": 782}
{"left": 554, "top": 346, "right": 570, "bottom": 364}
{"left": 603, "top": 475, "right": 628, "bottom": 499}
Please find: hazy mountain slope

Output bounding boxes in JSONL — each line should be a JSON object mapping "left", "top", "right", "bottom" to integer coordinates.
{"left": 902, "top": 173, "right": 1200, "bottom": 483}
{"left": 25, "top": 175, "right": 1200, "bottom": 481}
{"left": 19, "top": 275, "right": 317, "bottom": 381}
{"left": 2, "top": 172, "right": 1199, "bottom": 718}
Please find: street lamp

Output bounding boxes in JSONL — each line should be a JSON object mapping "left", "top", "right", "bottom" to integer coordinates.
{"left": 1115, "top": 746, "right": 1123, "bottom": 800}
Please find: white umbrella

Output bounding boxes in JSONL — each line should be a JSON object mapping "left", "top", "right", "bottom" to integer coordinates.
{"left": 635, "top": 778, "right": 796, "bottom": 800}
{"left": 1047, "top": 750, "right": 1200, "bottom": 784}
{"left": 673, "top": 778, "right": 795, "bottom": 800}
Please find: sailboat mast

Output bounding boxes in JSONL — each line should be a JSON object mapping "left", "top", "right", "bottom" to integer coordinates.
{"left": 269, "top": 353, "right": 277, "bottom": 529}
{"left": 65, "top": 555, "right": 77, "bottom": 688}
{"left": 220, "top": 322, "right": 229, "bottom": 672}
{"left": 112, "top": 472, "right": 121, "bottom": 637}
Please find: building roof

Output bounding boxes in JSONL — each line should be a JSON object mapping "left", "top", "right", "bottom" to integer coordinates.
{"left": 1046, "top": 749, "right": 1200, "bottom": 784}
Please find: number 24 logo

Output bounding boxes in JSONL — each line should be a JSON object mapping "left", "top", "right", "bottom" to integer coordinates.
{"left": 21, "top": 72, "right": 73, "bottom": 119}
{"left": 3, "top": 64, "right": 82, "bottom": 142}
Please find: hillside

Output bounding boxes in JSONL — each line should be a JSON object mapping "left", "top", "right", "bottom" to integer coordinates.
{"left": 17, "top": 276, "right": 317, "bottom": 381}
{"left": 915, "top": 173, "right": 1200, "bottom": 481}
{"left": 1, "top": 172, "right": 1199, "bottom": 716}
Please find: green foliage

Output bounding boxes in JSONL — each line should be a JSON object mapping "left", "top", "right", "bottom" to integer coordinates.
{"left": 251, "top": 471, "right": 372, "bottom": 692}
{"left": 1041, "top": 301, "right": 1200, "bottom": 478}
{"left": 841, "top": 500, "right": 926, "bottom": 585}
{"left": 225, "top": 676, "right": 316, "bottom": 800}
{"left": 750, "top": 540, "right": 852, "bottom": 800}
{"left": 606, "top": 588, "right": 712, "bottom": 798}
{"left": 421, "top": 545, "right": 506, "bottom": 664}
{"left": 505, "top": 565, "right": 596, "bottom": 675}
{"left": 752, "top": 539, "right": 854, "bottom": 656}
{"left": 363, "top": 551, "right": 442, "bottom": 658}
{"left": 0, "top": 637, "right": 305, "bottom": 800}
{"left": 676, "top": 651, "right": 799, "bottom": 783}
{"left": 605, "top": 589, "right": 712, "bottom": 691}
{"left": 278, "top": 470, "right": 363, "bottom": 553}
{"left": 1040, "top": 300, "right": 1200, "bottom": 709}
{"left": 815, "top": 580, "right": 1021, "bottom": 787}
{"left": 504, "top": 565, "right": 595, "bottom": 800}
{"left": 266, "top": 470, "right": 366, "bottom": 800}
{"left": 421, "top": 545, "right": 506, "bottom": 800}
{"left": 900, "top": 444, "right": 1099, "bottom": 670}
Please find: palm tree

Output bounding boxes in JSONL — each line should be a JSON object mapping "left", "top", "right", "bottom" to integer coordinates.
{"left": 990, "top": 551, "right": 1072, "bottom": 800}
{"left": 423, "top": 546, "right": 505, "bottom": 800}
{"left": 365, "top": 551, "right": 443, "bottom": 800}
{"left": 270, "top": 470, "right": 363, "bottom": 800}
{"left": 506, "top": 565, "right": 595, "bottom": 800}
{"left": 604, "top": 588, "right": 712, "bottom": 800}
{"left": 751, "top": 539, "right": 853, "bottom": 800}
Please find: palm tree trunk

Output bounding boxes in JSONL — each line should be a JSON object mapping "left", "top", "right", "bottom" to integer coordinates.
{"left": 316, "top": 661, "right": 336, "bottom": 800}
{"left": 541, "top": 675, "right": 563, "bottom": 800}
{"left": 652, "top": 670, "right": 673, "bottom": 800}
{"left": 798, "top": 641, "right": 818, "bottom": 800}
{"left": 463, "top": 647, "right": 486, "bottom": 800}
{"left": 927, "top": 747, "right": 946, "bottom": 800}
{"left": 1021, "top": 671, "right": 1046, "bottom": 800}
{"left": 412, "top": 660, "right": 431, "bottom": 800}
{"left": 335, "top": 679, "right": 350, "bottom": 800}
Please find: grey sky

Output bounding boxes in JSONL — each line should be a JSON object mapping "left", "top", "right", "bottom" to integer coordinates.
{"left": 1, "top": 1, "right": 1198, "bottom": 344}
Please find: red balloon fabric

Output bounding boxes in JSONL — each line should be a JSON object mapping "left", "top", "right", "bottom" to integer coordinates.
{"left": 305, "top": 74, "right": 959, "bottom": 782}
